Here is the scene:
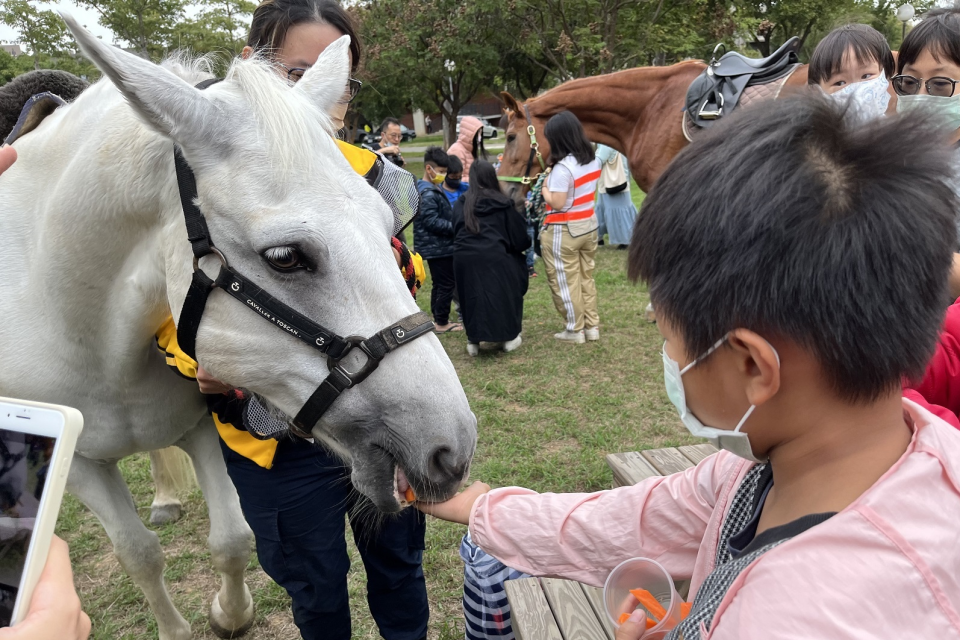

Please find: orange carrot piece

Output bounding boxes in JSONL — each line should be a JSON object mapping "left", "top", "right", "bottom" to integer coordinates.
{"left": 629, "top": 589, "right": 667, "bottom": 621}
{"left": 404, "top": 487, "right": 416, "bottom": 502}
{"left": 618, "top": 612, "right": 657, "bottom": 629}
{"left": 680, "top": 602, "right": 693, "bottom": 619}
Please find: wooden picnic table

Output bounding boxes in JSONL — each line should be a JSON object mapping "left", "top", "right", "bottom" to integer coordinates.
{"left": 503, "top": 443, "right": 719, "bottom": 640}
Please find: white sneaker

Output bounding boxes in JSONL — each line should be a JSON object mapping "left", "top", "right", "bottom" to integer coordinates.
{"left": 466, "top": 343, "right": 479, "bottom": 357}
{"left": 554, "top": 330, "right": 585, "bottom": 344}
{"left": 502, "top": 335, "right": 522, "bottom": 352}
{"left": 584, "top": 327, "right": 600, "bottom": 341}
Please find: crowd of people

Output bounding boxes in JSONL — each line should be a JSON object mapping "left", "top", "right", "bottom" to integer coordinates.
{"left": 7, "top": 2, "right": 960, "bottom": 640}
{"left": 406, "top": 108, "right": 639, "bottom": 353}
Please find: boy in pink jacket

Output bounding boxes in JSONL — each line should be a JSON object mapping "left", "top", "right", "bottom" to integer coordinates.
{"left": 421, "top": 96, "right": 960, "bottom": 639}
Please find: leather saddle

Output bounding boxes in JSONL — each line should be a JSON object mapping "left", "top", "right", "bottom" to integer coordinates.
{"left": 685, "top": 37, "right": 801, "bottom": 130}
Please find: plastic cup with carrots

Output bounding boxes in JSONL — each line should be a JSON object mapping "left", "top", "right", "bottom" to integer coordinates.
{"left": 603, "top": 558, "right": 685, "bottom": 639}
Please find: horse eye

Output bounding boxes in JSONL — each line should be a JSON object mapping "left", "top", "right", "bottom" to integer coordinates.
{"left": 507, "top": 133, "right": 517, "bottom": 143}
{"left": 263, "top": 246, "right": 306, "bottom": 272}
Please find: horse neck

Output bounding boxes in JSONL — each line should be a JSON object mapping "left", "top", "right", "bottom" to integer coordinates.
{"left": 13, "top": 83, "right": 186, "bottom": 363}
{"left": 528, "top": 62, "right": 704, "bottom": 190}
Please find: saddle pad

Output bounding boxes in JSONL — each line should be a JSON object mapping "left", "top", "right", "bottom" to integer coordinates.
{"left": 3, "top": 92, "right": 66, "bottom": 146}
{"left": 683, "top": 67, "right": 798, "bottom": 143}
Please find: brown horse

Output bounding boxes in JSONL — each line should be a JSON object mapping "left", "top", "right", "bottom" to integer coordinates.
{"left": 497, "top": 60, "right": 810, "bottom": 204}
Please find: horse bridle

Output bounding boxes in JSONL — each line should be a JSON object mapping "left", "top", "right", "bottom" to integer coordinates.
{"left": 172, "top": 82, "right": 435, "bottom": 439}
{"left": 498, "top": 104, "right": 546, "bottom": 186}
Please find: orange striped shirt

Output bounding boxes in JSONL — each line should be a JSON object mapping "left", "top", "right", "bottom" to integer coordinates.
{"left": 544, "top": 158, "right": 601, "bottom": 225}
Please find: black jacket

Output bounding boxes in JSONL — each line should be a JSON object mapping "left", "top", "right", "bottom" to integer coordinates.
{"left": 453, "top": 196, "right": 531, "bottom": 256}
{"left": 371, "top": 142, "right": 404, "bottom": 167}
{"left": 451, "top": 195, "right": 530, "bottom": 342}
{"left": 414, "top": 180, "right": 457, "bottom": 259}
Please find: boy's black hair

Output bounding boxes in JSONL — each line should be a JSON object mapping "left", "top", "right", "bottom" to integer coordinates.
{"left": 544, "top": 110, "right": 595, "bottom": 166}
{"left": 898, "top": 8, "right": 960, "bottom": 73}
{"left": 423, "top": 146, "right": 449, "bottom": 170}
{"left": 446, "top": 155, "right": 463, "bottom": 174}
{"left": 808, "top": 23, "right": 895, "bottom": 85}
{"left": 628, "top": 96, "right": 957, "bottom": 402}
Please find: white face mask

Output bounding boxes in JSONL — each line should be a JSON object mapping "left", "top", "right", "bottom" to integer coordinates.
{"left": 662, "top": 336, "right": 780, "bottom": 464}
{"left": 826, "top": 74, "right": 890, "bottom": 125}
{"left": 896, "top": 93, "right": 960, "bottom": 131}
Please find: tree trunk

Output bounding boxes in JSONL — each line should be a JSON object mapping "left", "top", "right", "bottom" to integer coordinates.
{"left": 137, "top": 11, "right": 149, "bottom": 59}
{"left": 445, "top": 105, "right": 458, "bottom": 149}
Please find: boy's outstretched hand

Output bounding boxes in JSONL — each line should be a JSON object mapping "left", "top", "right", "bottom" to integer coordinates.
{"left": 615, "top": 610, "right": 650, "bottom": 640}
{"left": 416, "top": 481, "right": 490, "bottom": 525}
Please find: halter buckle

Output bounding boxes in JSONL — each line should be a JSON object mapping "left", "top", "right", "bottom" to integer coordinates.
{"left": 327, "top": 336, "right": 381, "bottom": 387}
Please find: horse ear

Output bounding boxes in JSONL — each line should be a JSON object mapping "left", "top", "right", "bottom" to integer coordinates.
{"left": 61, "top": 13, "right": 221, "bottom": 147}
{"left": 294, "top": 36, "right": 351, "bottom": 121}
{"left": 500, "top": 91, "right": 522, "bottom": 115}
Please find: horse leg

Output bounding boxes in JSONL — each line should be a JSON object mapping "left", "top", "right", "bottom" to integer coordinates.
{"left": 68, "top": 455, "right": 192, "bottom": 640}
{"left": 176, "top": 423, "right": 255, "bottom": 638}
{"left": 149, "top": 447, "right": 195, "bottom": 525}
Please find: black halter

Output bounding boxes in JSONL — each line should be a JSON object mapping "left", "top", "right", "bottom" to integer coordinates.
{"left": 172, "top": 81, "right": 434, "bottom": 438}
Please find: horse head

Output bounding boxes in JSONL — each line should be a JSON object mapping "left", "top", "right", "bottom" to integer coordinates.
{"left": 64, "top": 16, "right": 476, "bottom": 512}
{"left": 497, "top": 91, "right": 551, "bottom": 210}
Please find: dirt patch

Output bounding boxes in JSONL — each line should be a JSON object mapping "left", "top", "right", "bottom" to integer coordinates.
{"left": 543, "top": 437, "right": 581, "bottom": 455}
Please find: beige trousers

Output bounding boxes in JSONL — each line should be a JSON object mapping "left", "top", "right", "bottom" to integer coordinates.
{"left": 540, "top": 224, "right": 599, "bottom": 332}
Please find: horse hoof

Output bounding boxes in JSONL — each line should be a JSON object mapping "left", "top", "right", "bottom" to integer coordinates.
{"left": 209, "top": 591, "right": 255, "bottom": 639}
{"left": 150, "top": 503, "right": 182, "bottom": 526}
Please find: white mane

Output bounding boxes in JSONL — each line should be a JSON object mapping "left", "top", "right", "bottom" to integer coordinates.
{"left": 159, "top": 50, "right": 217, "bottom": 85}
{"left": 224, "top": 56, "right": 336, "bottom": 176}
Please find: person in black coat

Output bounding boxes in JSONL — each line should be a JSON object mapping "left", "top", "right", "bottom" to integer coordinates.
{"left": 453, "top": 160, "right": 531, "bottom": 355}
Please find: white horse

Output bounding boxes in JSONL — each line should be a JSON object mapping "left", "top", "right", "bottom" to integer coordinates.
{"left": 0, "top": 16, "right": 477, "bottom": 640}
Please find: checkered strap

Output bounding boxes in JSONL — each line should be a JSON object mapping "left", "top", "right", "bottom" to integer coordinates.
{"left": 665, "top": 464, "right": 779, "bottom": 640}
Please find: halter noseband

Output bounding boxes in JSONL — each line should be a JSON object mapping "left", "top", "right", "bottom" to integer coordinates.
{"left": 498, "top": 105, "right": 546, "bottom": 186}
{"left": 173, "top": 81, "right": 434, "bottom": 438}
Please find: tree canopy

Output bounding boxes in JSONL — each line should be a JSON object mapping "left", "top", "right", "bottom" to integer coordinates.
{"left": 1, "top": 0, "right": 941, "bottom": 132}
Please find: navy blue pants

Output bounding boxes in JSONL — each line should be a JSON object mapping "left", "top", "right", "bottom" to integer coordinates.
{"left": 219, "top": 437, "right": 428, "bottom": 640}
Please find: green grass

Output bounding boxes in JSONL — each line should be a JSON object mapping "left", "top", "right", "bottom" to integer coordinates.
{"left": 57, "top": 223, "right": 689, "bottom": 640}
{"left": 400, "top": 133, "right": 444, "bottom": 149}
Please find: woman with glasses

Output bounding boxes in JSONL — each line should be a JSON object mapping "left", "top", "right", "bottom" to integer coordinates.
{"left": 891, "top": 8, "right": 960, "bottom": 321}
{"left": 156, "top": 2, "right": 430, "bottom": 639}
{"left": 893, "top": 8, "right": 960, "bottom": 145}
{"left": 893, "top": 7, "right": 960, "bottom": 261}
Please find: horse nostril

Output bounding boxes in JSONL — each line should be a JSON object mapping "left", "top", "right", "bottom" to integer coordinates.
{"left": 428, "top": 446, "right": 465, "bottom": 482}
